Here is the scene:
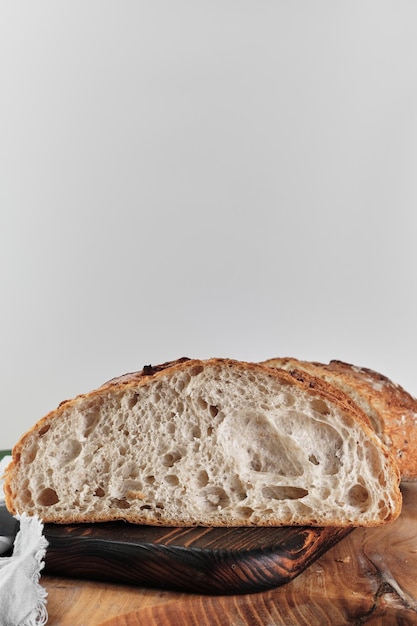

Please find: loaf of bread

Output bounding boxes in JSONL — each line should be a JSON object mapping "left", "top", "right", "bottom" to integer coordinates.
{"left": 4, "top": 358, "right": 401, "bottom": 527}
{"left": 261, "top": 357, "right": 417, "bottom": 481}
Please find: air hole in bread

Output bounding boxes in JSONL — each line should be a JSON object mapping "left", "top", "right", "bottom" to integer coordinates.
{"left": 229, "top": 475, "right": 247, "bottom": 501}
{"left": 38, "top": 424, "right": 51, "bottom": 437}
{"left": 82, "top": 411, "right": 101, "bottom": 438}
{"left": 310, "top": 398, "right": 330, "bottom": 415}
{"left": 200, "top": 486, "right": 230, "bottom": 511}
{"left": 192, "top": 425, "right": 201, "bottom": 439}
{"left": 364, "top": 440, "right": 383, "bottom": 471}
{"left": 21, "top": 489, "right": 33, "bottom": 506}
{"left": 347, "top": 484, "right": 369, "bottom": 510}
{"left": 295, "top": 503, "right": 314, "bottom": 517}
{"left": 145, "top": 475, "right": 155, "bottom": 484}
{"left": 378, "top": 500, "right": 390, "bottom": 519}
{"left": 309, "top": 454, "right": 319, "bottom": 465}
{"left": 379, "top": 506, "right": 389, "bottom": 519}
{"left": 175, "top": 374, "right": 190, "bottom": 392}
{"left": 126, "top": 393, "right": 139, "bottom": 409}
{"left": 162, "top": 452, "right": 181, "bottom": 467}
{"left": 94, "top": 487, "right": 105, "bottom": 497}
{"left": 117, "top": 457, "right": 126, "bottom": 468}
{"left": 165, "top": 474, "right": 179, "bottom": 486}
{"left": 166, "top": 420, "right": 176, "bottom": 435}
{"left": 37, "top": 487, "right": 59, "bottom": 506}
{"left": 282, "top": 393, "right": 295, "bottom": 407}
{"left": 209, "top": 405, "right": 219, "bottom": 418}
{"left": 55, "top": 439, "right": 82, "bottom": 467}
{"left": 262, "top": 486, "right": 309, "bottom": 500}
{"left": 236, "top": 507, "right": 254, "bottom": 519}
{"left": 196, "top": 470, "right": 209, "bottom": 488}
{"left": 378, "top": 471, "right": 387, "bottom": 487}
{"left": 250, "top": 456, "right": 262, "bottom": 472}
{"left": 218, "top": 410, "right": 306, "bottom": 477}
{"left": 110, "top": 498, "right": 131, "bottom": 509}
{"left": 279, "top": 411, "right": 343, "bottom": 474}
{"left": 21, "top": 445, "right": 37, "bottom": 464}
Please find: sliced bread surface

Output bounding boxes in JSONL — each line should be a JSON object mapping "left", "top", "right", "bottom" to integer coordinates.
{"left": 4, "top": 358, "right": 401, "bottom": 527}
{"left": 262, "top": 356, "right": 417, "bottom": 481}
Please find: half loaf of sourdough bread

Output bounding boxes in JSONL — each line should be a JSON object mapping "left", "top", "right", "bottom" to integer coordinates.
{"left": 4, "top": 358, "right": 402, "bottom": 527}
{"left": 261, "top": 356, "right": 417, "bottom": 481}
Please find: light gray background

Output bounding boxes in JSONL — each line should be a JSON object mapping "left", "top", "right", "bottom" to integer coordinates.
{"left": 1, "top": 2, "right": 416, "bottom": 449}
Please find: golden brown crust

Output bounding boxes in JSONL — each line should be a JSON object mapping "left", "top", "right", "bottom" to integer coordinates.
{"left": 261, "top": 356, "right": 417, "bottom": 481}
{"left": 323, "top": 360, "right": 417, "bottom": 481}
{"left": 100, "top": 357, "right": 192, "bottom": 388}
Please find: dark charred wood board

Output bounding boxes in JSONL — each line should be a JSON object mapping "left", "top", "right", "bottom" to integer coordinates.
{"left": 43, "top": 522, "right": 352, "bottom": 595}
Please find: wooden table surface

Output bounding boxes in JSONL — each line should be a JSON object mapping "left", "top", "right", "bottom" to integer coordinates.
{"left": 43, "top": 482, "right": 417, "bottom": 626}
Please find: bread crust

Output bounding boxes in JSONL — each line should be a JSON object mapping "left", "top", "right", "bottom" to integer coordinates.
{"left": 4, "top": 358, "right": 402, "bottom": 526}
{"left": 262, "top": 357, "right": 417, "bottom": 481}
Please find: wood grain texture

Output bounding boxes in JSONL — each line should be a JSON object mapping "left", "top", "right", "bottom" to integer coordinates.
{"left": 43, "top": 521, "right": 350, "bottom": 594}
{"left": 43, "top": 483, "right": 417, "bottom": 626}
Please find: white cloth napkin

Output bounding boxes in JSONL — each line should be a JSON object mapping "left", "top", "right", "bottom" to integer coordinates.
{"left": 0, "top": 456, "right": 48, "bottom": 626}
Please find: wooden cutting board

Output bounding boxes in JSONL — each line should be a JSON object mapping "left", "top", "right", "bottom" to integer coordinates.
{"left": 42, "top": 482, "right": 417, "bottom": 625}
{"left": 43, "top": 520, "right": 351, "bottom": 595}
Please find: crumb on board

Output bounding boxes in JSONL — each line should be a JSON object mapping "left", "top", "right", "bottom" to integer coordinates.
{"left": 335, "top": 555, "right": 351, "bottom": 563}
